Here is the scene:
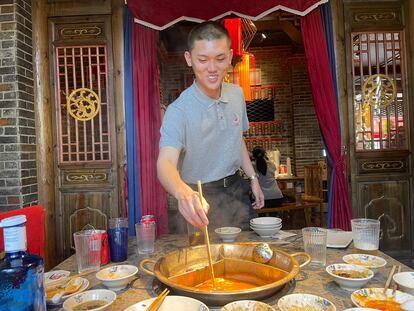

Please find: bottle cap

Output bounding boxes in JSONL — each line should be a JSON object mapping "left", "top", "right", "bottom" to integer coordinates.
{"left": 0, "top": 215, "right": 27, "bottom": 228}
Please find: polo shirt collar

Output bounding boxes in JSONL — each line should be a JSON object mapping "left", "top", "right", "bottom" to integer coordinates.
{"left": 191, "top": 81, "right": 229, "bottom": 108}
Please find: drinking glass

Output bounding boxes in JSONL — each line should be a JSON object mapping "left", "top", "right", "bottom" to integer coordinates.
{"left": 187, "top": 223, "right": 205, "bottom": 246}
{"left": 135, "top": 222, "right": 155, "bottom": 255}
{"left": 351, "top": 218, "right": 380, "bottom": 255}
{"left": 108, "top": 218, "right": 129, "bottom": 262}
{"left": 73, "top": 230, "right": 102, "bottom": 273}
{"left": 302, "top": 227, "right": 327, "bottom": 266}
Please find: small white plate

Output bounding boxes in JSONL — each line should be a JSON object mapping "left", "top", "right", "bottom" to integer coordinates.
{"left": 327, "top": 230, "right": 353, "bottom": 248}
{"left": 44, "top": 270, "right": 70, "bottom": 288}
{"left": 46, "top": 277, "right": 89, "bottom": 305}
{"left": 124, "top": 295, "right": 210, "bottom": 311}
{"left": 351, "top": 287, "right": 414, "bottom": 308}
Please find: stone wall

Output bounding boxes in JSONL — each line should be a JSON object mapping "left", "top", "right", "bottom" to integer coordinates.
{"left": 0, "top": 0, "right": 37, "bottom": 211}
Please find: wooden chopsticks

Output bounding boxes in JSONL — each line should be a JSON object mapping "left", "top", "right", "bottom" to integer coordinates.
{"left": 384, "top": 265, "right": 401, "bottom": 295}
{"left": 147, "top": 288, "right": 170, "bottom": 311}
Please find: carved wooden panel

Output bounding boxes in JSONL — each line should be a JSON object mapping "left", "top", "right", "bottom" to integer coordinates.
{"left": 357, "top": 158, "right": 407, "bottom": 174}
{"left": 54, "top": 22, "right": 106, "bottom": 41}
{"left": 357, "top": 180, "right": 410, "bottom": 257}
{"left": 59, "top": 191, "right": 113, "bottom": 258}
{"left": 347, "top": 5, "right": 403, "bottom": 30}
{"left": 61, "top": 169, "right": 111, "bottom": 186}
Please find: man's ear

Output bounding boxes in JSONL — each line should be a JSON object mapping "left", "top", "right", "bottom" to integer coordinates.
{"left": 184, "top": 51, "right": 192, "bottom": 67}
{"left": 229, "top": 48, "right": 233, "bottom": 65}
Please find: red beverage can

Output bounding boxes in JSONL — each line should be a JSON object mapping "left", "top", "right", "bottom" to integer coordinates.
{"left": 141, "top": 214, "right": 156, "bottom": 224}
{"left": 97, "top": 230, "right": 110, "bottom": 265}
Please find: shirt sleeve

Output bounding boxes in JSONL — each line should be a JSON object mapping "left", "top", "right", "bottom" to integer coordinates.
{"left": 159, "top": 105, "right": 185, "bottom": 151}
{"left": 239, "top": 87, "right": 249, "bottom": 132}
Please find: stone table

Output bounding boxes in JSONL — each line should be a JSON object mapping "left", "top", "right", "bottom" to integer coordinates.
{"left": 51, "top": 231, "right": 412, "bottom": 310}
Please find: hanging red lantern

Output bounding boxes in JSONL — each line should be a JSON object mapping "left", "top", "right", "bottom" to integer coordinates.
{"left": 224, "top": 18, "right": 242, "bottom": 58}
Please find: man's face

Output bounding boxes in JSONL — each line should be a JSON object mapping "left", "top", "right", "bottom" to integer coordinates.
{"left": 184, "top": 37, "right": 233, "bottom": 99}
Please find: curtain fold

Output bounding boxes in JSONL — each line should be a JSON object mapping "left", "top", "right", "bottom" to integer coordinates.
{"left": 131, "top": 22, "right": 168, "bottom": 235}
{"left": 302, "top": 8, "right": 352, "bottom": 230}
{"left": 124, "top": 8, "right": 141, "bottom": 235}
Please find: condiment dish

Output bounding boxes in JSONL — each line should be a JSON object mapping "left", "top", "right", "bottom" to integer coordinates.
{"left": 215, "top": 227, "right": 241, "bottom": 242}
{"left": 326, "top": 263, "right": 373, "bottom": 290}
{"left": 96, "top": 264, "right": 138, "bottom": 291}
{"left": 393, "top": 272, "right": 414, "bottom": 295}
{"left": 63, "top": 289, "right": 116, "bottom": 311}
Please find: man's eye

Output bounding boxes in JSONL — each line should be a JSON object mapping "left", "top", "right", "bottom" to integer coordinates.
{"left": 198, "top": 59, "right": 207, "bottom": 63}
{"left": 217, "top": 58, "right": 225, "bottom": 62}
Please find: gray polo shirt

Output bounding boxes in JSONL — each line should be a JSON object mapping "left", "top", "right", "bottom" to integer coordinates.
{"left": 160, "top": 81, "right": 249, "bottom": 184}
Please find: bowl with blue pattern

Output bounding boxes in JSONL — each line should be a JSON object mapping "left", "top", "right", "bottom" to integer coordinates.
{"left": 278, "top": 293, "right": 336, "bottom": 311}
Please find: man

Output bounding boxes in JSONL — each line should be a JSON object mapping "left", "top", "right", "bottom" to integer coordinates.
{"left": 157, "top": 21, "right": 264, "bottom": 230}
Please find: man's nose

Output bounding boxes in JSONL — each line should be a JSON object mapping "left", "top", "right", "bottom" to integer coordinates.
{"left": 207, "top": 60, "right": 217, "bottom": 72}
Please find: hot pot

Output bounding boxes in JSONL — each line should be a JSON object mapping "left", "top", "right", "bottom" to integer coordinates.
{"left": 139, "top": 243, "right": 310, "bottom": 306}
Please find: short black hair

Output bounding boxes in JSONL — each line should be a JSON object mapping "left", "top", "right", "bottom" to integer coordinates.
{"left": 187, "top": 21, "right": 231, "bottom": 51}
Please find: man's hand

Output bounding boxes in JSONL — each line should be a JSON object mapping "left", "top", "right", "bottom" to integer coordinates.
{"left": 250, "top": 179, "right": 264, "bottom": 209}
{"left": 176, "top": 184, "right": 210, "bottom": 228}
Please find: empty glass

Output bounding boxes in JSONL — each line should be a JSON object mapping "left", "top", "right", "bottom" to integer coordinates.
{"left": 302, "top": 227, "right": 327, "bottom": 266}
{"left": 108, "top": 218, "right": 129, "bottom": 262}
{"left": 135, "top": 222, "right": 155, "bottom": 255}
{"left": 351, "top": 218, "right": 380, "bottom": 255}
{"left": 73, "top": 230, "right": 102, "bottom": 273}
{"left": 187, "top": 223, "right": 205, "bottom": 246}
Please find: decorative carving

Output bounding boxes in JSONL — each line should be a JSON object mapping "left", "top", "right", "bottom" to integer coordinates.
{"left": 362, "top": 74, "right": 396, "bottom": 109}
{"left": 360, "top": 160, "right": 405, "bottom": 173}
{"left": 65, "top": 172, "right": 107, "bottom": 183}
{"left": 354, "top": 12, "right": 397, "bottom": 22}
{"left": 67, "top": 88, "right": 100, "bottom": 121}
{"left": 60, "top": 25, "right": 102, "bottom": 38}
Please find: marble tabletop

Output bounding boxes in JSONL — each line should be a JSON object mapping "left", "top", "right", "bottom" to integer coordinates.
{"left": 51, "top": 230, "right": 412, "bottom": 311}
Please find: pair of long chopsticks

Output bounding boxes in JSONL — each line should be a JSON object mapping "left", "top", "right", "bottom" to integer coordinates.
{"left": 384, "top": 265, "right": 401, "bottom": 294}
{"left": 147, "top": 288, "right": 170, "bottom": 311}
{"left": 392, "top": 265, "right": 402, "bottom": 295}
{"left": 197, "top": 180, "right": 216, "bottom": 288}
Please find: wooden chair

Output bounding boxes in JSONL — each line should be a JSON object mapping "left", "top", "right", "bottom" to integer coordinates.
{"left": 257, "top": 202, "right": 319, "bottom": 227}
{"left": 69, "top": 206, "right": 107, "bottom": 250}
{"left": 0, "top": 205, "right": 45, "bottom": 257}
{"left": 302, "top": 165, "right": 325, "bottom": 226}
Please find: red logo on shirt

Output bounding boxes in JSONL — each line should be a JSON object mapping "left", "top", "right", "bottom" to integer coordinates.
{"left": 233, "top": 113, "right": 240, "bottom": 126}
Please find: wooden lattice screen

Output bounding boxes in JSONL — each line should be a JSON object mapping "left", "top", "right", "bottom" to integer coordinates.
{"left": 55, "top": 45, "right": 111, "bottom": 163}
{"left": 352, "top": 31, "right": 406, "bottom": 151}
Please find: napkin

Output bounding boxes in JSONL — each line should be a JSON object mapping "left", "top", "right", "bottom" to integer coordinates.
{"left": 271, "top": 230, "right": 297, "bottom": 240}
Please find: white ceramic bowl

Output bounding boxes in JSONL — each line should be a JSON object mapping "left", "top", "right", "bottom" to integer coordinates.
{"left": 44, "top": 270, "right": 70, "bottom": 288}
{"left": 250, "top": 226, "right": 280, "bottom": 238}
{"left": 250, "top": 217, "right": 281, "bottom": 226}
{"left": 393, "top": 272, "right": 414, "bottom": 295}
{"left": 124, "top": 295, "right": 210, "bottom": 311}
{"left": 278, "top": 293, "right": 336, "bottom": 311}
{"left": 250, "top": 223, "right": 282, "bottom": 229}
{"left": 326, "top": 264, "right": 374, "bottom": 291}
{"left": 342, "top": 254, "right": 387, "bottom": 274}
{"left": 63, "top": 289, "right": 116, "bottom": 311}
{"left": 96, "top": 264, "right": 138, "bottom": 291}
{"left": 222, "top": 300, "right": 275, "bottom": 311}
{"left": 215, "top": 227, "right": 241, "bottom": 242}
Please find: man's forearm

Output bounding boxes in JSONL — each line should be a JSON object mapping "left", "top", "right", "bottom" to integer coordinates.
{"left": 240, "top": 140, "right": 256, "bottom": 178}
{"left": 157, "top": 158, "right": 187, "bottom": 200}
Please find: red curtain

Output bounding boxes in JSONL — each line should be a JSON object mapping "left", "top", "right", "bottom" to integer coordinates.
{"left": 128, "top": 0, "right": 328, "bottom": 30}
{"left": 302, "top": 9, "right": 352, "bottom": 230}
{"left": 132, "top": 23, "right": 168, "bottom": 235}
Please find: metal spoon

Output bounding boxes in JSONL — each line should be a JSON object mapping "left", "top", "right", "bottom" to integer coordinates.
{"left": 51, "top": 277, "right": 83, "bottom": 304}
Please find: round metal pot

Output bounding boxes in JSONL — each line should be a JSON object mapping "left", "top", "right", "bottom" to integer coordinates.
{"left": 140, "top": 243, "right": 310, "bottom": 306}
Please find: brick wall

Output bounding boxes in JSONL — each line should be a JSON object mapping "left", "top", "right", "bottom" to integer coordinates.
{"left": 0, "top": 0, "right": 37, "bottom": 211}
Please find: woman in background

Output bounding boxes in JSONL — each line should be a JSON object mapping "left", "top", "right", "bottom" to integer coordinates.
{"left": 252, "top": 147, "right": 284, "bottom": 208}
